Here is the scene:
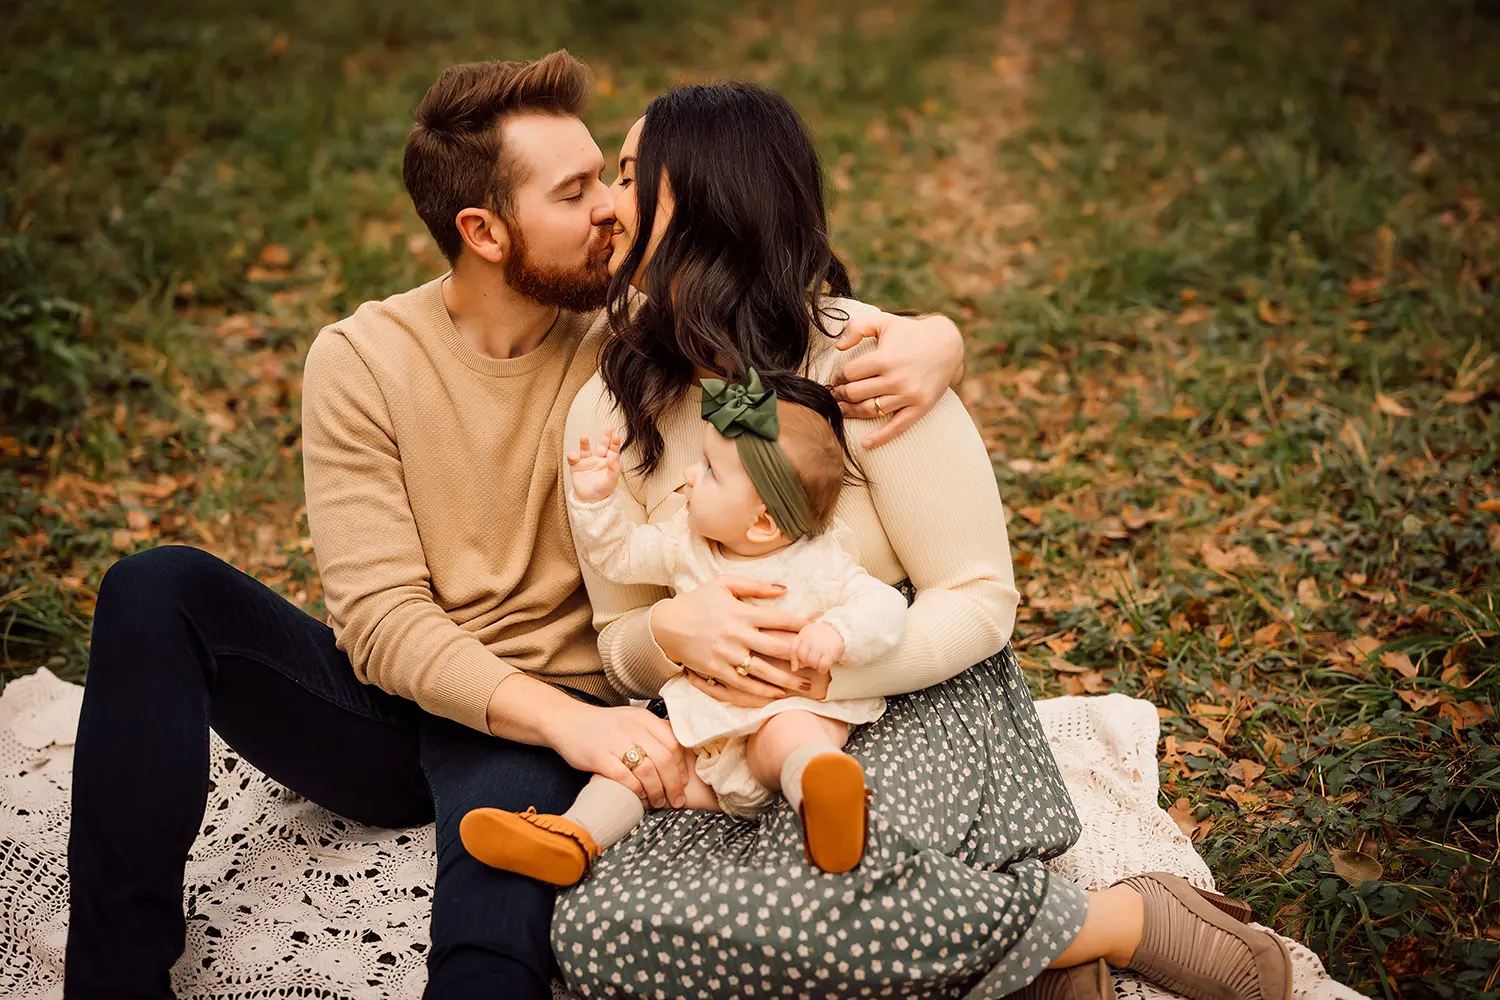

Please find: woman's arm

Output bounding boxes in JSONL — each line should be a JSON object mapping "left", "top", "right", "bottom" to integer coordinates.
{"left": 824, "top": 389, "right": 1021, "bottom": 701}
{"left": 816, "top": 551, "right": 910, "bottom": 667}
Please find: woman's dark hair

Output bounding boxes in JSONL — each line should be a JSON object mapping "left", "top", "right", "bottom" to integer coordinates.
{"left": 600, "top": 81, "right": 855, "bottom": 475}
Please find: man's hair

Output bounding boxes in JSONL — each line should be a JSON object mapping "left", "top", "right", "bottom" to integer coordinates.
{"left": 776, "top": 397, "right": 848, "bottom": 535}
{"left": 403, "top": 50, "right": 591, "bottom": 263}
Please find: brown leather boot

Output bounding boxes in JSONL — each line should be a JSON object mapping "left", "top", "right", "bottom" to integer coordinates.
{"left": 1010, "top": 960, "right": 1112, "bottom": 999}
{"left": 459, "top": 806, "right": 601, "bottom": 887}
{"left": 1118, "top": 872, "right": 1292, "bottom": 1000}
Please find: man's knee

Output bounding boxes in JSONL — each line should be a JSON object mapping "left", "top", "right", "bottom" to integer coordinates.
{"left": 91, "top": 545, "right": 237, "bottom": 661}
{"left": 96, "top": 545, "right": 228, "bottom": 622}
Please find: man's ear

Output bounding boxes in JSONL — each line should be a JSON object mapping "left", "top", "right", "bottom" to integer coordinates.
{"left": 454, "top": 207, "right": 510, "bottom": 265}
{"left": 745, "top": 508, "right": 783, "bottom": 545}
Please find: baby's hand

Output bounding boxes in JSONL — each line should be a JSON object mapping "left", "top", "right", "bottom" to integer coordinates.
{"left": 792, "top": 621, "right": 844, "bottom": 673}
{"left": 567, "top": 426, "right": 623, "bottom": 503}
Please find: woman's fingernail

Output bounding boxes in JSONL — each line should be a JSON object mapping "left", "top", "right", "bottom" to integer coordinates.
{"left": 800, "top": 680, "right": 813, "bottom": 690}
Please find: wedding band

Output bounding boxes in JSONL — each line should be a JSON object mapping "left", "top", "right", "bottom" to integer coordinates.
{"left": 621, "top": 745, "right": 645, "bottom": 770}
{"left": 705, "top": 676, "right": 719, "bottom": 686}
{"left": 874, "top": 395, "right": 886, "bottom": 417}
{"left": 736, "top": 655, "right": 753, "bottom": 676}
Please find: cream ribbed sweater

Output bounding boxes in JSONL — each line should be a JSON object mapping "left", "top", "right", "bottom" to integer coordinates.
{"left": 563, "top": 298, "right": 1021, "bottom": 701}
{"left": 301, "top": 277, "right": 621, "bottom": 733}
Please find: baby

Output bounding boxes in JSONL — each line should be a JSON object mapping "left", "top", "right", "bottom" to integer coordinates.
{"left": 460, "top": 370, "right": 907, "bottom": 882}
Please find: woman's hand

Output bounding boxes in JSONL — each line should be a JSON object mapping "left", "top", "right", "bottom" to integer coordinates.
{"left": 566, "top": 426, "right": 623, "bottom": 503}
{"left": 548, "top": 703, "right": 691, "bottom": 809}
{"left": 650, "top": 576, "right": 816, "bottom": 698}
{"left": 683, "top": 659, "right": 830, "bottom": 706}
{"left": 829, "top": 311, "right": 966, "bottom": 448}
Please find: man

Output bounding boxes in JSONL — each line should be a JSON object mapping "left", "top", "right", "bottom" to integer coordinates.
{"left": 65, "top": 50, "right": 965, "bottom": 999}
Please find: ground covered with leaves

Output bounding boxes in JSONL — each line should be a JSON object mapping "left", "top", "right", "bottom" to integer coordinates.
{"left": 3, "top": 0, "right": 1497, "bottom": 996}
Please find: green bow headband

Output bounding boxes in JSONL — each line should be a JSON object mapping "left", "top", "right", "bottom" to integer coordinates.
{"left": 700, "top": 369, "right": 816, "bottom": 542}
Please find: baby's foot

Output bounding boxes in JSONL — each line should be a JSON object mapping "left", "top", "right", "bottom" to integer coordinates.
{"left": 799, "top": 752, "right": 867, "bottom": 874}
{"left": 459, "top": 807, "right": 600, "bottom": 887}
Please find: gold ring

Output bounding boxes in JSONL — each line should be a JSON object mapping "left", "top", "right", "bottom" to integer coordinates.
{"left": 704, "top": 676, "right": 719, "bottom": 686}
{"left": 621, "top": 745, "right": 645, "bottom": 770}
{"left": 736, "top": 655, "right": 753, "bottom": 676}
{"left": 874, "top": 395, "right": 886, "bottom": 417}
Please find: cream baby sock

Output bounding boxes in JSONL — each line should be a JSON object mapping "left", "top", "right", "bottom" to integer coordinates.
{"left": 562, "top": 774, "right": 645, "bottom": 849}
{"left": 779, "top": 739, "right": 843, "bottom": 813}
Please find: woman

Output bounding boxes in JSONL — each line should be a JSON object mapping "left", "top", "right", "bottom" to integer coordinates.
{"left": 553, "top": 82, "right": 1292, "bottom": 1000}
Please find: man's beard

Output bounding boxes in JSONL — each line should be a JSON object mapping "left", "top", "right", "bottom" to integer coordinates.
{"left": 503, "top": 225, "right": 613, "bottom": 313}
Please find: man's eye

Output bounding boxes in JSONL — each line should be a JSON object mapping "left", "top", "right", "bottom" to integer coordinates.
{"left": 565, "top": 192, "right": 584, "bottom": 201}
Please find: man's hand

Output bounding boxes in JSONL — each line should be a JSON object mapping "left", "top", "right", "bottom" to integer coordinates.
{"left": 650, "top": 576, "right": 816, "bottom": 699}
{"left": 791, "top": 621, "right": 843, "bottom": 672}
{"left": 566, "top": 426, "right": 622, "bottom": 503}
{"left": 487, "top": 673, "right": 691, "bottom": 809}
{"left": 829, "top": 311, "right": 965, "bottom": 448}
{"left": 550, "top": 703, "right": 692, "bottom": 810}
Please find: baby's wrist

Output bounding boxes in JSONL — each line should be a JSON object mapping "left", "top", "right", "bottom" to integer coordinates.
{"left": 569, "top": 485, "right": 617, "bottom": 506}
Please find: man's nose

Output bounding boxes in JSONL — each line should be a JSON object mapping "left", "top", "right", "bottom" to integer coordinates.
{"left": 590, "top": 191, "right": 616, "bottom": 227}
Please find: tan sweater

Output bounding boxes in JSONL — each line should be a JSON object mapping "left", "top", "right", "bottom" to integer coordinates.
{"left": 564, "top": 297, "right": 1021, "bottom": 701}
{"left": 301, "top": 276, "right": 621, "bottom": 733}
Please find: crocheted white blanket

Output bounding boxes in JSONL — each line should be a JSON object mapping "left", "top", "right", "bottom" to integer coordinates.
{"left": 0, "top": 668, "right": 1363, "bottom": 1000}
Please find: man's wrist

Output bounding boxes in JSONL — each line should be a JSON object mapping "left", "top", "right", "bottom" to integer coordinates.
{"left": 485, "top": 672, "right": 590, "bottom": 747}
{"left": 534, "top": 691, "right": 591, "bottom": 749}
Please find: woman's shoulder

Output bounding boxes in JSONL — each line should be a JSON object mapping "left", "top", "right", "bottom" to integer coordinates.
{"left": 566, "top": 371, "right": 622, "bottom": 429}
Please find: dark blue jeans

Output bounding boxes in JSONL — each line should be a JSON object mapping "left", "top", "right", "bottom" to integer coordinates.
{"left": 65, "top": 545, "right": 593, "bottom": 1000}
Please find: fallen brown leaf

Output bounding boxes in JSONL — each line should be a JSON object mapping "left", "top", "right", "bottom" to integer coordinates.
{"left": 1227, "top": 758, "right": 1266, "bottom": 784}
{"left": 1251, "top": 622, "right": 1284, "bottom": 646}
{"left": 1201, "top": 542, "right": 1262, "bottom": 575}
{"left": 1167, "top": 797, "right": 1211, "bottom": 841}
{"left": 1339, "top": 419, "right": 1369, "bottom": 464}
{"left": 1398, "top": 689, "right": 1443, "bottom": 711}
{"left": 1296, "top": 577, "right": 1326, "bottom": 611}
{"left": 1043, "top": 634, "right": 1077, "bottom": 656}
{"left": 1331, "top": 847, "right": 1383, "bottom": 886}
{"left": 1277, "top": 841, "right": 1312, "bottom": 874}
{"left": 258, "top": 243, "right": 292, "bottom": 268}
{"left": 1381, "top": 650, "right": 1419, "bottom": 679}
{"left": 1256, "top": 298, "right": 1289, "bottom": 326}
{"left": 1374, "top": 391, "right": 1414, "bottom": 417}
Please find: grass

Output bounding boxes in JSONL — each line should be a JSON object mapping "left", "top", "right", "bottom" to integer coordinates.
{"left": 2, "top": 0, "right": 1498, "bottom": 996}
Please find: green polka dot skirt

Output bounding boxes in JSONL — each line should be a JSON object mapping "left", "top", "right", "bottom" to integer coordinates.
{"left": 554, "top": 586, "right": 1087, "bottom": 998}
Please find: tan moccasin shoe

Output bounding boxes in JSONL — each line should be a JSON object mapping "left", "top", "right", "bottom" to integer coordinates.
{"left": 459, "top": 806, "right": 601, "bottom": 887}
{"left": 1010, "top": 959, "right": 1112, "bottom": 999}
{"left": 1119, "top": 871, "right": 1292, "bottom": 1000}
{"left": 799, "top": 752, "right": 868, "bottom": 874}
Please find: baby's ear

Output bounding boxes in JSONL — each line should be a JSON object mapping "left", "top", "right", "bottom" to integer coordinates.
{"left": 745, "top": 507, "right": 782, "bottom": 545}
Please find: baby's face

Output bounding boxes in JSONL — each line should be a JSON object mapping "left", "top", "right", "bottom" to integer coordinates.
{"left": 683, "top": 423, "right": 769, "bottom": 545}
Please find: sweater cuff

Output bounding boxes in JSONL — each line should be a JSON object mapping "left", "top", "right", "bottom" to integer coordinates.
{"left": 604, "top": 604, "right": 682, "bottom": 698}
{"left": 428, "top": 641, "right": 521, "bottom": 733}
